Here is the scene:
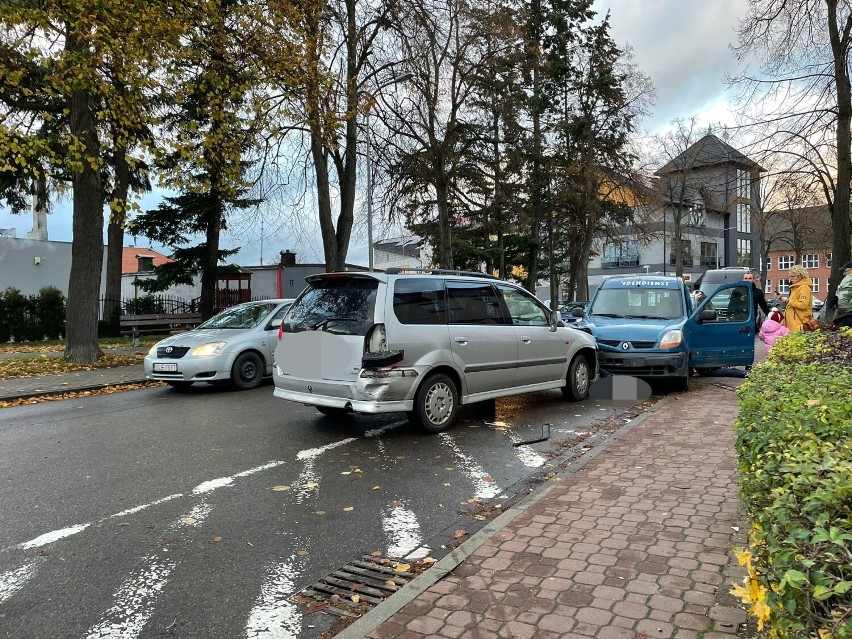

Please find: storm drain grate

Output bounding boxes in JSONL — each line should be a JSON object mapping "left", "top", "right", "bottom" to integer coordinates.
{"left": 298, "top": 555, "right": 416, "bottom": 618}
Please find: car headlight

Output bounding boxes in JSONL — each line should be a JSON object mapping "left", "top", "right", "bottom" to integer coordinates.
{"left": 192, "top": 342, "right": 227, "bottom": 357}
{"left": 148, "top": 344, "right": 159, "bottom": 356}
{"left": 659, "top": 330, "right": 683, "bottom": 349}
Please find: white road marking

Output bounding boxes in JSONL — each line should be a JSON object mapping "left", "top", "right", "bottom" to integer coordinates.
{"left": 506, "top": 431, "right": 546, "bottom": 468}
{"left": 0, "top": 561, "right": 38, "bottom": 604}
{"left": 383, "top": 502, "right": 423, "bottom": 558}
{"left": 245, "top": 554, "right": 307, "bottom": 639}
{"left": 296, "top": 438, "right": 357, "bottom": 461}
{"left": 85, "top": 555, "right": 176, "bottom": 639}
{"left": 111, "top": 494, "right": 183, "bottom": 519}
{"left": 19, "top": 524, "right": 90, "bottom": 550}
{"left": 438, "top": 433, "right": 502, "bottom": 499}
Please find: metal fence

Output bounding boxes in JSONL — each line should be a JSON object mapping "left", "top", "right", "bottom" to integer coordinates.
{"left": 99, "top": 295, "right": 199, "bottom": 320}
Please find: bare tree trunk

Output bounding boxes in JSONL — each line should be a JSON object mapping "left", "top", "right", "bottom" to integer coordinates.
{"left": 435, "top": 180, "right": 452, "bottom": 267}
{"left": 105, "top": 143, "right": 129, "bottom": 333}
{"left": 828, "top": 0, "right": 852, "bottom": 305}
{"left": 64, "top": 84, "right": 104, "bottom": 364}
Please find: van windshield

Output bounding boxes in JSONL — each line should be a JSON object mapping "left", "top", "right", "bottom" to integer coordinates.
{"left": 283, "top": 277, "right": 378, "bottom": 336}
{"left": 589, "top": 288, "right": 683, "bottom": 320}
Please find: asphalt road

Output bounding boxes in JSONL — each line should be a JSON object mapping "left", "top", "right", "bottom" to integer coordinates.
{"left": 0, "top": 381, "right": 647, "bottom": 639}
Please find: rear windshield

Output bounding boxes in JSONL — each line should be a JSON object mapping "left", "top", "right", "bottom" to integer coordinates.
{"left": 589, "top": 288, "right": 683, "bottom": 320}
{"left": 283, "top": 277, "right": 378, "bottom": 336}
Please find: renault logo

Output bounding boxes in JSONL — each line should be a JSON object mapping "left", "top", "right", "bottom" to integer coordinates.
{"left": 165, "top": 346, "right": 173, "bottom": 353}
{"left": 621, "top": 342, "right": 629, "bottom": 350}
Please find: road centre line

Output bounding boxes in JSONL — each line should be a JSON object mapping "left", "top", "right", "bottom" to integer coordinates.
{"left": 437, "top": 433, "right": 502, "bottom": 499}
{"left": 0, "top": 560, "right": 38, "bottom": 604}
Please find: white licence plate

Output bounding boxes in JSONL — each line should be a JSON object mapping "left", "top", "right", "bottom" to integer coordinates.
{"left": 154, "top": 363, "right": 178, "bottom": 372}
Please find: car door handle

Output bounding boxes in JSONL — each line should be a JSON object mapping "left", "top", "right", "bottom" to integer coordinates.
{"left": 520, "top": 336, "right": 531, "bottom": 343}
{"left": 454, "top": 337, "right": 468, "bottom": 344}
{"left": 739, "top": 326, "right": 751, "bottom": 333}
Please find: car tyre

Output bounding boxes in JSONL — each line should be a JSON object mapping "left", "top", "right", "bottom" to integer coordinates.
{"left": 232, "top": 352, "right": 264, "bottom": 390}
{"left": 562, "top": 354, "right": 590, "bottom": 401}
{"left": 694, "top": 367, "right": 718, "bottom": 377}
{"left": 316, "top": 406, "right": 350, "bottom": 418}
{"left": 166, "top": 381, "right": 194, "bottom": 390}
{"left": 408, "top": 373, "right": 458, "bottom": 434}
{"left": 672, "top": 374, "right": 690, "bottom": 392}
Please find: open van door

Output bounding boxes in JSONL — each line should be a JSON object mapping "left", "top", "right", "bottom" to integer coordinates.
{"left": 687, "top": 282, "right": 755, "bottom": 369}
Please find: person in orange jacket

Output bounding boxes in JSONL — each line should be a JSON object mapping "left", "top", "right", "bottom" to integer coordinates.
{"left": 780, "top": 265, "right": 814, "bottom": 332}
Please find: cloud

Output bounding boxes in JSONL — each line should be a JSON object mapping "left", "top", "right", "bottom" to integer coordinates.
{"left": 597, "top": 0, "right": 748, "bottom": 132}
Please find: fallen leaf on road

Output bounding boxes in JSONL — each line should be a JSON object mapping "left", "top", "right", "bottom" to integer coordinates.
{"left": 453, "top": 529, "right": 467, "bottom": 538}
{"left": 372, "top": 486, "right": 380, "bottom": 490}
{"left": 304, "top": 482, "right": 319, "bottom": 489}
{"left": 340, "top": 471, "right": 351, "bottom": 475}
{"left": 394, "top": 563, "right": 411, "bottom": 572}
{"left": 371, "top": 551, "right": 382, "bottom": 557}
{"left": 315, "top": 511, "right": 326, "bottom": 516}
{"left": 385, "top": 579, "right": 396, "bottom": 586}
{"left": 181, "top": 517, "right": 197, "bottom": 526}
{"left": 212, "top": 536, "right": 222, "bottom": 542}
{"left": 272, "top": 485, "right": 290, "bottom": 491}
{"left": 297, "top": 550, "right": 310, "bottom": 557}
{"left": 343, "top": 506, "right": 354, "bottom": 512}
{"left": 351, "top": 594, "right": 360, "bottom": 603}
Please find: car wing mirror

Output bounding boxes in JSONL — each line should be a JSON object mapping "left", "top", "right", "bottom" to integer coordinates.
{"left": 269, "top": 319, "right": 283, "bottom": 330}
{"left": 697, "top": 309, "right": 716, "bottom": 323}
{"left": 571, "top": 307, "right": 584, "bottom": 318}
{"left": 550, "top": 310, "right": 562, "bottom": 331}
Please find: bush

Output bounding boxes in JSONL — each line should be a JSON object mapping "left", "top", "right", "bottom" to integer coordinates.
{"left": 732, "top": 328, "right": 852, "bottom": 637}
{"left": 0, "top": 287, "right": 67, "bottom": 342}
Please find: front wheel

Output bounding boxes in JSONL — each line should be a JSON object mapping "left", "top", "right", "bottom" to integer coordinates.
{"left": 694, "top": 367, "right": 718, "bottom": 377}
{"left": 671, "top": 374, "right": 690, "bottom": 393}
{"left": 408, "top": 373, "right": 458, "bottom": 434}
{"left": 231, "top": 352, "right": 264, "bottom": 390}
{"left": 562, "top": 354, "right": 590, "bottom": 401}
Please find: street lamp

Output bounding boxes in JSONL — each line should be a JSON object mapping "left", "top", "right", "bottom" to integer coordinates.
{"left": 365, "top": 72, "right": 413, "bottom": 271}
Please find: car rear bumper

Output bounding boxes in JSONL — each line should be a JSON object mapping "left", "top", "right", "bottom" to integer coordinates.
{"left": 272, "top": 368, "right": 418, "bottom": 413}
{"left": 597, "top": 350, "right": 689, "bottom": 378}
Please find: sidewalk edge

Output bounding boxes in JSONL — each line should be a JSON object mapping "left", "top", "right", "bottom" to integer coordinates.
{"left": 0, "top": 379, "right": 152, "bottom": 403}
{"left": 335, "top": 395, "right": 675, "bottom": 639}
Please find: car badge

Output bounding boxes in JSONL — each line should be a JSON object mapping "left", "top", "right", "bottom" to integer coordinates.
{"left": 307, "top": 385, "right": 313, "bottom": 393}
{"left": 165, "top": 346, "right": 173, "bottom": 353}
{"left": 621, "top": 342, "right": 629, "bottom": 350}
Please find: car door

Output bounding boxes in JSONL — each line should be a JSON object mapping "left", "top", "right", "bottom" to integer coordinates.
{"left": 446, "top": 281, "right": 517, "bottom": 395}
{"left": 496, "top": 284, "right": 566, "bottom": 385}
{"left": 688, "top": 282, "right": 755, "bottom": 368}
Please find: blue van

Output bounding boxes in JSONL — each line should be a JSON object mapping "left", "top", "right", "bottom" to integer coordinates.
{"left": 574, "top": 275, "right": 755, "bottom": 390}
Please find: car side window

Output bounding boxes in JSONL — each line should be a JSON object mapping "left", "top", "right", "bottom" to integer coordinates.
{"left": 496, "top": 284, "right": 549, "bottom": 326}
{"left": 393, "top": 278, "right": 447, "bottom": 325}
{"left": 704, "top": 285, "right": 749, "bottom": 322}
{"left": 447, "top": 282, "right": 507, "bottom": 325}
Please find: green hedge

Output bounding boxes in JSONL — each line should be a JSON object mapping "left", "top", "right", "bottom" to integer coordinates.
{"left": 0, "top": 286, "right": 67, "bottom": 342}
{"left": 733, "top": 328, "right": 852, "bottom": 638}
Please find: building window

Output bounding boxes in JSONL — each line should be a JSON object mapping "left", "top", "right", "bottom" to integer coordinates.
{"left": 765, "top": 256, "right": 771, "bottom": 271}
{"left": 778, "top": 255, "right": 794, "bottom": 270}
{"left": 699, "top": 242, "right": 717, "bottom": 268}
{"left": 736, "top": 239, "right": 752, "bottom": 267}
{"left": 779, "top": 279, "right": 791, "bottom": 294}
{"left": 802, "top": 254, "right": 819, "bottom": 269}
{"left": 137, "top": 256, "right": 155, "bottom": 272}
{"left": 827, "top": 253, "right": 832, "bottom": 267}
{"left": 602, "top": 241, "right": 639, "bottom": 268}
{"left": 812, "top": 278, "right": 820, "bottom": 294}
{"left": 669, "top": 239, "right": 693, "bottom": 267}
{"left": 736, "top": 170, "right": 751, "bottom": 233}
{"left": 765, "top": 279, "right": 772, "bottom": 292}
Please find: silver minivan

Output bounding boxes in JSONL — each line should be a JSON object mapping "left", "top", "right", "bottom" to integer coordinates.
{"left": 272, "top": 270, "right": 598, "bottom": 432}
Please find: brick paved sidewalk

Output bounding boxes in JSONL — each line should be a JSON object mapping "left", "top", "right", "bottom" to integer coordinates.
{"left": 352, "top": 382, "right": 749, "bottom": 639}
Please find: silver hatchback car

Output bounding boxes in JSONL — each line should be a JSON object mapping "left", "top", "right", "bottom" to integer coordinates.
{"left": 272, "top": 270, "right": 597, "bottom": 432}
{"left": 144, "top": 299, "right": 294, "bottom": 390}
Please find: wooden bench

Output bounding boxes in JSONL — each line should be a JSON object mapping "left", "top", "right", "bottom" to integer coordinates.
{"left": 120, "top": 313, "right": 203, "bottom": 346}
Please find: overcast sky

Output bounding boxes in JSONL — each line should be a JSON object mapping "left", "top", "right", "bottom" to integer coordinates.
{"left": 1, "top": 0, "right": 750, "bottom": 269}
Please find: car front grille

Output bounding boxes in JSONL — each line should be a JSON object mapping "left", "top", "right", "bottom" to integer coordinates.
{"left": 599, "top": 340, "right": 656, "bottom": 349}
{"left": 157, "top": 346, "right": 190, "bottom": 359}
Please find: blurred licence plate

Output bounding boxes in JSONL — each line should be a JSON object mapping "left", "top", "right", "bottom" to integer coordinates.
{"left": 154, "top": 363, "right": 178, "bottom": 372}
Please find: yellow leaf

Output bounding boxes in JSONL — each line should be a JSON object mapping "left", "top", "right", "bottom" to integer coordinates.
{"left": 297, "top": 550, "right": 310, "bottom": 557}
{"left": 343, "top": 506, "right": 354, "bottom": 512}
{"left": 272, "top": 485, "right": 290, "bottom": 491}
{"left": 351, "top": 594, "right": 360, "bottom": 603}
{"left": 371, "top": 551, "right": 382, "bottom": 557}
{"left": 372, "top": 486, "right": 381, "bottom": 490}
{"left": 340, "top": 471, "right": 351, "bottom": 475}
{"left": 443, "top": 483, "right": 451, "bottom": 487}
{"left": 305, "top": 482, "right": 319, "bottom": 489}
{"left": 315, "top": 511, "right": 326, "bottom": 516}
{"left": 453, "top": 529, "right": 467, "bottom": 538}
{"left": 212, "top": 536, "right": 222, "bottom": 542}
{"left": 421, "top": 557, "right": 437, "bottom": 564}
{"left": 354, "top": 469, "right": 362, "bottom": 473}
{"left": 394, "top": 563, "right": 411, "bottom": 572}
{"left": 385, "top": 579, "right": 396, "bottom": 586}
{"left": 181, "top": 517, "right": 197, "bottom": 526}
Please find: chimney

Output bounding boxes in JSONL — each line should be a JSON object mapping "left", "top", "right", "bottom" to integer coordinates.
{"left": 279, "top": 250, "right": 297, "bottom": 267}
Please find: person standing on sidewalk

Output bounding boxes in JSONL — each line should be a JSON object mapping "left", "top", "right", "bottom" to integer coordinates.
{"left": 781, "top": 265, "right": 814, "bottom": 332}
{"left": 743, "top": 270, "right": 770, "bottom": 329}
{"left": 829, "top": 260, "right": 852, "bottom": 327}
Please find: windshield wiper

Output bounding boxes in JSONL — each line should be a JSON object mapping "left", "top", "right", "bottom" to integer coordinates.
{"left": 623, "top": 314, "right": 666, "bottom": 320}
{"left": 591, "top": 313, "right": 625, "bottom": 318}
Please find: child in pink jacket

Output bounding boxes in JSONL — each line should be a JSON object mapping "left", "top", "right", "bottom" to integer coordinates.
{"left": 759, "top": 317, "right": 790, "bottom": 350}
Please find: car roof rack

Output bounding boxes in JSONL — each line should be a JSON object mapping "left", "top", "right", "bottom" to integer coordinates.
{"left": 384, "top": 267, "right": 499, "bottom": 280}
